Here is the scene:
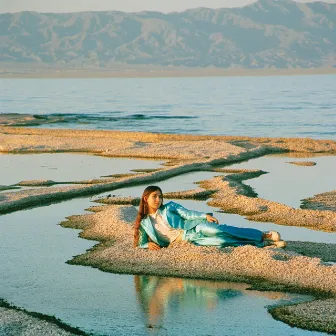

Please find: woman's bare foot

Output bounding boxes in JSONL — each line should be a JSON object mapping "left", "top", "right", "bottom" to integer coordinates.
{"left": 264, "top": 240, "right": 287, "bottom": 248}
{"left": 263, "top": 231, "right": 281, "bottom": 242}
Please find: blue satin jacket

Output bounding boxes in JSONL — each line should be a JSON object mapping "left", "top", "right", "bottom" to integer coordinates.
{"left": 138, "top": 201, "right": 211, "bottom": 248}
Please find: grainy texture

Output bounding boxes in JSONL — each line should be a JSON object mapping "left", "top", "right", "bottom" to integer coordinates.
{"left": 0, "top": 307, "right": 83, "bottom": 336}
{"left": 287, "top": 161, "right": 317, "bottom": 166}
{"left": 200, "top": 176, "right": 336, "bottom": 232}
{"left": 301, "top": 191, "right": 336, "bottom": 212}
{"left": 270, "top": 298, "right": 336, "bottom": 334}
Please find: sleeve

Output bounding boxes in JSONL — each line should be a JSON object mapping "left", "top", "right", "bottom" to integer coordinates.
{"left": 138, "top": 225, "right": 149, "bottom": 249}
{"left": 169, "top": 202, "right": 212, "bottom": 220}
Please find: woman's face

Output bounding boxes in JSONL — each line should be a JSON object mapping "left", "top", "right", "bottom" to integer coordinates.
{"left": 145, "top": 190, "right": 163, "bottom": 212}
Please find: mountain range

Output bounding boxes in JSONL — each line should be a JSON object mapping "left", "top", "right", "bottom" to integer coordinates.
{"left": 1, "top": 0, "right": 335, "bottom": 69}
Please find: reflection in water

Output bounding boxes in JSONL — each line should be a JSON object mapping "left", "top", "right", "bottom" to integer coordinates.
{"left": 134, "top": 276, "right": 291, "bottom": 331}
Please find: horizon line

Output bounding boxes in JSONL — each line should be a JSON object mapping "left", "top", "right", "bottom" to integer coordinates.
{"left": 1, "top": 0, "right": 334, "bottom": 16}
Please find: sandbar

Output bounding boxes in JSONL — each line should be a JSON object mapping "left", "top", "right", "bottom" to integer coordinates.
{"left": 302, "top": 191, "right": 336, "bottom": 212}
{"left": 2, "top": 67, "right": 336, "bottom": 79}
{"left": 0, "top": 299, "right": 86, "bottom": 336}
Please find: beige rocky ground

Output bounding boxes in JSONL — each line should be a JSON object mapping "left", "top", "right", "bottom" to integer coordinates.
{"left": 199, "top": 175, "right": 336, "bottom": 232}
{"left": 1, "top": 126, "right": 336, "bottom": 154}
{"left": 301, "top": 191, "right": 336, "bottom": 212}
{"left": 0, "top": 302, "right": 84, "bottom": 336}
{"left": 270, "top": 298, "right": 336, "bottom": 334}
{"left": 287, "top": 161, "right": 317, "bottom": 166}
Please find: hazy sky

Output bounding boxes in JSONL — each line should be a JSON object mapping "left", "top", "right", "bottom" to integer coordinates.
{"left": 0, "top": 0, "right": 335, "bottom": 13}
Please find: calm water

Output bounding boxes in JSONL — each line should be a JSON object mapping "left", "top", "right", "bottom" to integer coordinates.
{"left": 0, "top": 153, "right": 163, "bottom": 186}
{"left": 0, "top": 155, "right": 331, "bottom": 335}
{"left": 1, "top": 75, "right": 335, "bottom": 139}
{"left": 226, "top": 155, "right": 336, "bottom": 209}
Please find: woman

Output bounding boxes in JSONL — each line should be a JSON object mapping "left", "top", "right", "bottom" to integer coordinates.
{"left": 134, "top": 185, "right": 286, "bottom": 250}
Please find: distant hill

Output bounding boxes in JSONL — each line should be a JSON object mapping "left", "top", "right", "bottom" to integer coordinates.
{"left": 1, "top": 0, "right": 335, "bottom": 68}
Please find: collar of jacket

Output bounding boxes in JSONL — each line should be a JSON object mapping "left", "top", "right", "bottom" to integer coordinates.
{"left": 140, "top": 205, "right": 169, "bottom": 246}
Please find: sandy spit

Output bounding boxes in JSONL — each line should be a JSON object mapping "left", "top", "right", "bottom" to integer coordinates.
{"left": 1, "top": 127, "right": 335, "bottom": 333}
{"left": 1, "top": 127, "right": 336, "bottom": 154}
{"left": 270, "top": 298, "right": 336, "bottom": 334}
{"left": 287, "top": 161, "right": 317, "bottom": 166}
{"left": 0, "top": 300, "right": 86, "bottom": 336}
{"left": 199, "top": 175, "right": 336, "bottom": 232}
{"left": 2, "top": 67, "right": 336, "bottom": 79}
{"left": 301, "top": 191, "right": 336, "bottom": 212}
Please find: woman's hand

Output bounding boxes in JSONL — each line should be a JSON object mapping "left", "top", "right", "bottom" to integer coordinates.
{"left": 148, "top": 242, "right": 161, "bottom": 250}
{"left": 206, "top": 214, "right": 219, "bottom": 224}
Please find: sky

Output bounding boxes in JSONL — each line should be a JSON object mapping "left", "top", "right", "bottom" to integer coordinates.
{"left": 0, "top": 0, "right": 335, "bottom": 13}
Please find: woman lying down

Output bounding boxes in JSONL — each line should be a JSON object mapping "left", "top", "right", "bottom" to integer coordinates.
{"left": 134, "top": 186, "right": 286, "bottom": 250}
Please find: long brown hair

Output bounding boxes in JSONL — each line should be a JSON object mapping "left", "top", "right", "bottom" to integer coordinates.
{"left": 134, "top": 185, "right": 163, "bottom": 247}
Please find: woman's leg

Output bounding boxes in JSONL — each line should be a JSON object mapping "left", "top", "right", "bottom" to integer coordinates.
{"left": 185, "top": 221, "right": 264, "bottom": 247}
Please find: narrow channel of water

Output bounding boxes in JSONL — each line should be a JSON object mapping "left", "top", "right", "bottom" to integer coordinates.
{"left": 226, "top": 155, "right": 336, "bottom": 209}
{"left": 0, "top": 153, "right": 164, "bottom": 186}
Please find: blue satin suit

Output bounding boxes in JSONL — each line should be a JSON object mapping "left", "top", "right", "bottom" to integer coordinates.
{"left": 138, "top": 201, "right": 264, "bottom": 248}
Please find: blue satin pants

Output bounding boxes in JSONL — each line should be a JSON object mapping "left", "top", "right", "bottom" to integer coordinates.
{"left": 184, "top": 222, "right": 264, "bottom": 248}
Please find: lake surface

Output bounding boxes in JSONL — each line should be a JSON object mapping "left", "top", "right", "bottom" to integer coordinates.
{"left": 226, "top": 155, "right": 336, "bottom": 209}
{"left": 0, "top": 153, "right": 163, "bottom": 186}
{"left": 1, "top": 75, "right": 335, "bottom": 139}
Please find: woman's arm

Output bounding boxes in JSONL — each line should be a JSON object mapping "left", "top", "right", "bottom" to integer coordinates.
{"left": 169, "top": 202, "right": 212, "bottom": 220}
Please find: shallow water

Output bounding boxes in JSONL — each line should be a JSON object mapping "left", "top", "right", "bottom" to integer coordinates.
{"left": 0, "top": 155, "right": 335, "bottom": 335}
{"left": 0, "top": 153, "right": 163, "bottom": 186}
{"left": 1, "top": 75, "right": 336, "bottom": 139}
{"left": 226, "top": 155, "right": 336, "bottom": 209}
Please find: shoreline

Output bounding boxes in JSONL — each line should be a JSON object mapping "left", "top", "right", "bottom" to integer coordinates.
{"left": 1, "top": 67, "right": 336, "bottom": 79}
{"left": 0, "top": 298, "right": 87, "bottom": 336}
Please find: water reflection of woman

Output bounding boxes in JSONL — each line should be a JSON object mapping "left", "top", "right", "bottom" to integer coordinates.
{"left": 134, "top": 186, "right": 286, "bottom": 250}
{"left": 134, "top": 275, "right": 241, "bottom": 328}
{"left": 134, "top": 275, "right": 290, "bottom": 330}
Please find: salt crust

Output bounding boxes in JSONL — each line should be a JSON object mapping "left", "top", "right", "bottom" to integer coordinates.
{"left": 302, "top": 191, "right": 336, "bottom": 212}
{"left": 0, "top": 307, "right": 75, "bottom": 336}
